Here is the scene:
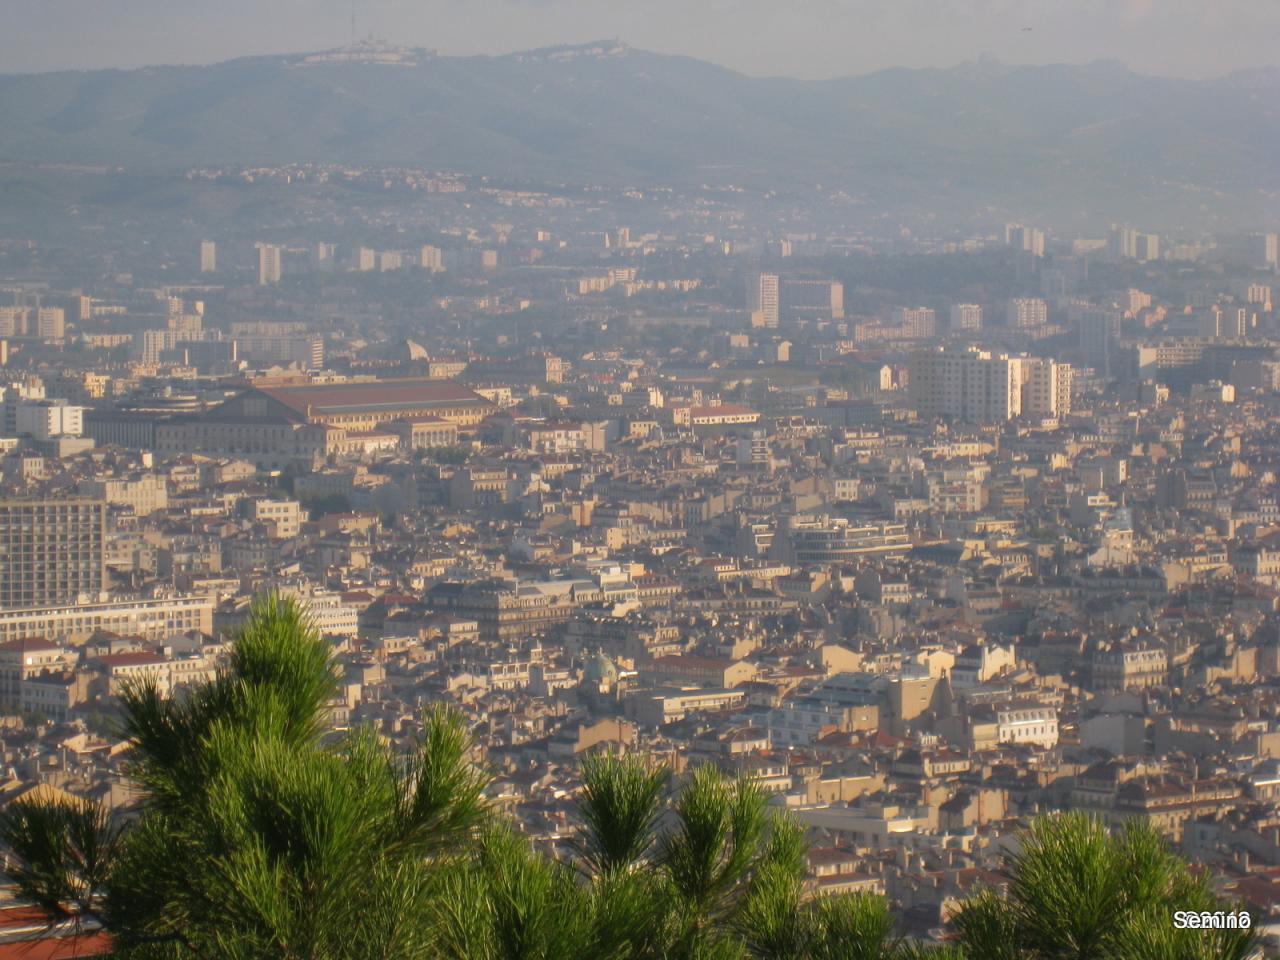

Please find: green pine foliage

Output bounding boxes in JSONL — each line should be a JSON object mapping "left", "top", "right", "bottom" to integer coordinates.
{"left": 0, "top": 594, "right": 1258, "bottom": 960}
{"left": 3, "top": 594, "right": 487, "bottom": 959}
{"left": 949, "top": 813, "right": 1258, "bottom": 960}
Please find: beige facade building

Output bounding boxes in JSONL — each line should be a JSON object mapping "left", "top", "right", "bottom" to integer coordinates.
{"left": 1091, "top": 647, "right": 1169, "bottom": 691}
{"left": 79, "top": 474, "right": 169, "bottom": 516}
{"left": 0, "top": 637, "right": 75, "bottom": 708}
{"left": 0, "top": 594, "right": 214, "bottom": 645}
{"left": 248, "top": 498, "right": 303, "bottom": 539}
{"left": 156, "top": 378, "right": 493, "bottom": 469}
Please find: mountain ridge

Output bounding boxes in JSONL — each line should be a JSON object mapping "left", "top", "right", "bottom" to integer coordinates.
{"left": 1, "top": 41, "right": 1278, "bottom": 228}
{"left": 2, "top": 40, "right": 1262, "bottom": 85}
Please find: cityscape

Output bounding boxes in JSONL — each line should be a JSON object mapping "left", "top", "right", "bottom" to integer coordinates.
{"left": 2, "top": 11, "right": 1280, "bottom": 959}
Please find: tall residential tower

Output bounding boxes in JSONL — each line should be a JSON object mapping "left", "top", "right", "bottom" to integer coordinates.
{"left": 0, "top": 499, "right": 107, "bottom": 608}
{"left": 747, "top": 272, "right": 780, "bottom": 329}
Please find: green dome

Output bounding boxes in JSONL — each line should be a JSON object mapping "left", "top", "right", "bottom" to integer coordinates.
{"left": 584, "top": 652, "right": 619, "bottom": 684}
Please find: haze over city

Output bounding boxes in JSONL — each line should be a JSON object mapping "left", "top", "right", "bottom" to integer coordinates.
{"left": 0, "top": 3, "right": 1279, "bottom": 959}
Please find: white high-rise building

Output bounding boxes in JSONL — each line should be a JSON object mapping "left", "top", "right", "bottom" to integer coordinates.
{"left": 949, "top": 303, "right": 982, "bottom": 331}
{"left": 420, "top": 245, "right": 444, "bottom": 272}
{"left": 1244, "top": 284, "right": 1272, "bottom": 306}
{"left": 1, "top": 378, "right": 45, "bottom": 434}
{"left": 0, "top": 500, "right": 106, "bottom": 608}
{"left": 1005, "top": 223, "right": 1045, "bottom": 258}
{"left": 747, "top": 272, "right": 780, "bottom": 329}
{"left": 1135, "top": 233, "right": 1160, "bottom": 262}
{"left": 1007, "top": 298, "right": 1048, "bottom": 328}
{"left": 16, "top": 400, "right": 84, "bottom": 440}
{"left": 257, "top": 243, "right": 282, "bottom": 285}
{"left": 1109, "top": 226, "right": 1160, "bottom": 261}
{"left": 200, "top": 240, "right": 217, "bottom": 273}
{"left": 137, "top": 329, "right": 174, "bottom": 366}
{"left": 1109, "top": 226, "right": 1138, "bottom": 260}
{"left": 0, "top": 308, "right": 26, "bottom": 338}
{"left": 1124, "top": 289, "right": 1152, "bottom": 314}
{"left": 908, "top": 345, "right": 1071, "bottom": 422}
{"left": 894, "top": 307, "right": 937, "bottom": 338}
{"left": 909, "top": 346, "right": 1023, "bottom": 422}
{"left": 35, "top": 307, "right": 65, "bottom": 341}
{"left": 1021, "top": 356, "right": 1072, "bottom": 418}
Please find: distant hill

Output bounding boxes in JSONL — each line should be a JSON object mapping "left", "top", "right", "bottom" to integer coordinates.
{"left": 2, "top": 41, "right": 1279, "bottom": 228}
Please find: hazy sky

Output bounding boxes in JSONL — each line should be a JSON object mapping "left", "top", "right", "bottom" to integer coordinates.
{"left": 2, "top": 0, "right": 1279, "bottom": 79}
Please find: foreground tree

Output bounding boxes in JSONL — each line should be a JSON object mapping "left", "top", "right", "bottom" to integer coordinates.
{"left": 0, "top": 601, "right": 1256, "bottom": 960}
{"left": 435, "top": 751, "right": 941, "bottom": 960}
{"left": 950, "top": 812, "right": 1257, "bottom": 960}
{"left": 1, "top": 595, "right": 488, "bottom": 959}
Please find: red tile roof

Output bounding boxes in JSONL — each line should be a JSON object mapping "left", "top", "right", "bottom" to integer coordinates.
{"left": 255, "top": 379, "right": 488, "bottom": 416}
{"left": 0, "top": 638, "right": 59, "bottom": 653}
{"left": 0, "top": 907, "right": 111, "bottom": 960}
{"left": 0, "top": 932, "right": 112, "bottom": 959}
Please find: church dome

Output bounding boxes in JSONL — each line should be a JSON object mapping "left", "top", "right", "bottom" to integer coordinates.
{"left": 584, "top": 651, "right": 619, "bottom": 685}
